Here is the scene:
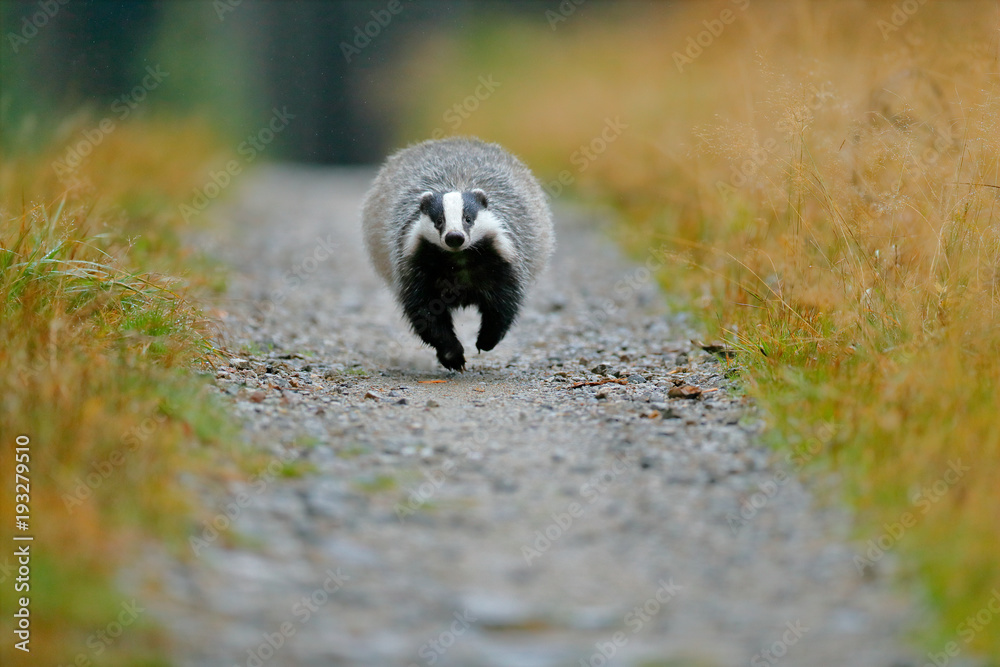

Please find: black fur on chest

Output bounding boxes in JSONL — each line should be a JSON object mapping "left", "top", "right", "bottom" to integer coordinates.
{"left": 398, "top": 239, "right": 524, "bottom": 371}
{"left": 403, "top": 239, "right": 520, "bottom": 310}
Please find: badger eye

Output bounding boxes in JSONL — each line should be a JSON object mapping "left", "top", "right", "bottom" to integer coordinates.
{"left": 463, "top": 214, "right": 473, "bottom": 224}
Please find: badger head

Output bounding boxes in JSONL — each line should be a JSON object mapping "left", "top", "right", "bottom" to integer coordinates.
{"left": 404, "top": 189, "right": 516, "bottom": 262}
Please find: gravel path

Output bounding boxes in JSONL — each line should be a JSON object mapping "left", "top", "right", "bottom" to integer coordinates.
{"left": 144, "top": 166, "right": 917, "bottom": 667}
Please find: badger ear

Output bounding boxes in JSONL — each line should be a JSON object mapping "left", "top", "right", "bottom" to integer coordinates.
{"left": 471, "top": 188, "right": 488, "bottom": 209}
{"left": 419, "top": 191, "right": 435, "bottom": 215}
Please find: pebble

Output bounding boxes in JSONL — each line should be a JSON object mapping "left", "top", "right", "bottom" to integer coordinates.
{"left": 230, "top": 357, "right": 251, "bottom": 370}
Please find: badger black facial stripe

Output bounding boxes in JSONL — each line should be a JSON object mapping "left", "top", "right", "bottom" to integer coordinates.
{"left": 461, "top": 191, "right": 486, "bottom": 227}
{"left": 420, "top": 192, "right": 445, "bottom": 230}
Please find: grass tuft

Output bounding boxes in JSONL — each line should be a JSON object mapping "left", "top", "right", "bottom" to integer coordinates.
{"left": 0, "top": 118, "right": 235, "bottom": 665}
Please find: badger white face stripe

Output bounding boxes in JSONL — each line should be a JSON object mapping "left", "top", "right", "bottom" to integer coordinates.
{"left": 442, "top": 191, "right": 465, "bottom": 237}
{"left": 469, "top": 209, "right": 518, "bottom": 263}
{"left": 403, "top": 213, "right": 440, "bottom": 258}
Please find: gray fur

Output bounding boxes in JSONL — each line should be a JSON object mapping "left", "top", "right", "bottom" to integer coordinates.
{"left": 362, "top": 137, "right": 554, "bottom": 289}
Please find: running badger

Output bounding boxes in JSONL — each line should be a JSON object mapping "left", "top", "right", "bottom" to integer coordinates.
{"left": 362, "top": 137, "right": 554, "bottom": 370}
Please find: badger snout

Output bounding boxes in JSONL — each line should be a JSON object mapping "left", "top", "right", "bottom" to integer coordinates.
{"left": 444, "top": 231, "right": 466, "bottom": 249}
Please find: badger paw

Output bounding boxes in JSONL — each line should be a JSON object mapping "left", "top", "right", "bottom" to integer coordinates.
{"left": 476, "top": 329, "right": 502, "bottom": 353}
{"left": 436, "top": 344, "right": 466, "bottom": 372}
{"left": 476, "top": 308, "right": 512, "bottom": 353}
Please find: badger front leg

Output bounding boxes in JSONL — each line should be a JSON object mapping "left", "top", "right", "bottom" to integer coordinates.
{"left": 402, "top": 298, "right": 465, "bottom": 371}
{"left": 476, "top": 297, "right": 520, "bottom": 353}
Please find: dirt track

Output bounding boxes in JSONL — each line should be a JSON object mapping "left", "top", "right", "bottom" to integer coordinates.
{"left": 142, "top": 166, "right": 916, "bottom": 667}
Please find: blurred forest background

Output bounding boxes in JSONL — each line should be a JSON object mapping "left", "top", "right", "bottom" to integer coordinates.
{"left": 3, "top": 0, "right": 1000, "bottom": 665}
{"left": 1, "top": 0, "right": 560, "bottom": 162}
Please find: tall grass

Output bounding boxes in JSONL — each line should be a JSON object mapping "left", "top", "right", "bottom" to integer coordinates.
{"left": 0, "top": 119, "right": 234, "bottom": 665}
{"left": 387, "top": 1, "right": 1000, "bottom": 659}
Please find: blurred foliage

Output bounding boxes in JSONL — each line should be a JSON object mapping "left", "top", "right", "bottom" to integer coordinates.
{"left": 0, "top": 0, "right": 449, "bottom": 163}
{"left": 147, "top": 1, "right": 262, "bottom": 137}
{"left": 0, "top": 0, "right": 261, "bottom": 153}
{"left": 0, "top": 117, "right": 239, "bottom": 665}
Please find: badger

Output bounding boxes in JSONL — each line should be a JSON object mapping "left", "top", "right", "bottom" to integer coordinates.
{"left": 362, "top": 137, "right": 554, "bottom": 371}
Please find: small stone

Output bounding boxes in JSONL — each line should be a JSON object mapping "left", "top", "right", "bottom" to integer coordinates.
{"left": 596, "top": 388, "right": 611, "bottom": 400}
{"left": 230, "top": 357, "right": 251, "bottom": 370}
{"left": 250, "top": 361, "right": 268, "bottom": 375}
{"left": 267, "top": 375, "right": 290, "bottom": 389}
{"left": 395, "top": 398, "right": 408, "bottom": 405}
{"left": 546, "top": 294, "right": 568, "bottom": 312}
{"left": 364, "top": 391, "right": 381, "bottom": 401}
{"left": 591, "top": 363, "right": 610, "bottom": 376}
{"left": 425, "top": 399, "right": 440, "bottom": 408}
{"left": 675, "top": 352, "right": 689, "bottom": 366}
{"left": 249, "top": 391, "right": 266, "bottom": 403}
{"left": 627, "top": 374, "right": 646, "bottom": 384}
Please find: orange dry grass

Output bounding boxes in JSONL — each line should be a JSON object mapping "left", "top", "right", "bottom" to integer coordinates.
{"left": 390, "top": 0, "right": 1000, "bottom": 658}
{"left": 0, "top": 118, "right": 230, "bottom": 666}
